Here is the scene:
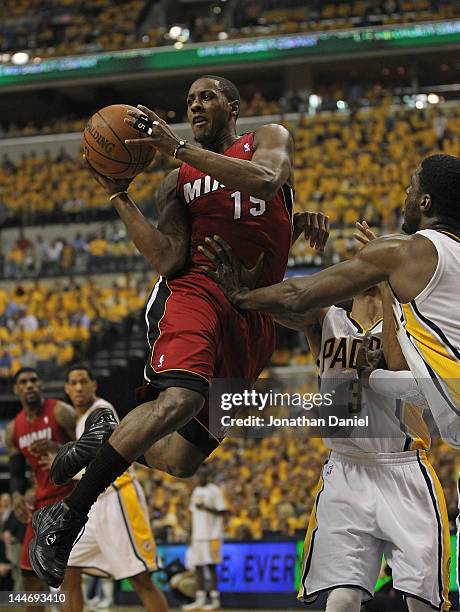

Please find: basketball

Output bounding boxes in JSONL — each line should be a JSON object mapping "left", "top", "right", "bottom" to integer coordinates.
{"left": 83, "top": 104, "right": 156, "bottom": 179}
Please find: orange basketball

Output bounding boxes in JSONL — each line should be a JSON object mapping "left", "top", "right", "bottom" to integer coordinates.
{"left": 83, "top": 104, "right": 156, "bottom": 179}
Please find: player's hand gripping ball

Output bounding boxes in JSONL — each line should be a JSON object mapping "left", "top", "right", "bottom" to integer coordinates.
{"left": 83, "top": 104, "right": 156, "bottom": 179}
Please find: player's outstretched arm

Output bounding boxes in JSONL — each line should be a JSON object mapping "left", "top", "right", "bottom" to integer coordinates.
{"left": 87, "top": 162, "right": 190, "bottom": 276}
{"left": 201, "top": 233, "right": 436, "bottom": 314}
{"left": 125, "top": 106, "right": 293, "bottom": 201}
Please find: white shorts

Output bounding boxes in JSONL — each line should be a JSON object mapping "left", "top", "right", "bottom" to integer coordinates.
{"left": 298, "top": 450, "right": 451, "bottom": 611}
{"left": 68, "top": 478, "right": 158, "bottom": 580}
{"left": 189, "top": 539, "right": 222, "bottom": 567}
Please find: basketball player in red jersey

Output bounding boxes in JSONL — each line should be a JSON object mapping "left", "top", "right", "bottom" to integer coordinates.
{"left": 29, "top": 75, "right": 329, "bottom": 587}
{"left": 4, "top": 367, "right": 76, "bottom": 609}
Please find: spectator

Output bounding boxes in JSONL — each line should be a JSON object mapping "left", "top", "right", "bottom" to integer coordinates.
{"left": 4, "top": 245, "right": 23, "bottom": 279}
{"left": 183, "top": 467, "right": 227, "bottom": 611}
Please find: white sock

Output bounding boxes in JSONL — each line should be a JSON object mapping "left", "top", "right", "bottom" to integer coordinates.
{"left": 406, "top": 597, "right": 434, "bottom": 612}
{"left": 326, "top": 587, "right": 363, "bottom": 612}
{"left": 195, "top": 590, "right": 206, "bottom": 604}
{"left": 100, "top": 579, "right": 113, "bottom": 601}
{"left": 210, "top": 590, "right": 220, "bottom": 603}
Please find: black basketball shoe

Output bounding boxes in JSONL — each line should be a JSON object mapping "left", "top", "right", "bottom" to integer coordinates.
{"left": 29, "top": 500, "right": 87, "bottom": 588}
{"left": 50, "top": 407, "right": 118, "bottom": 485}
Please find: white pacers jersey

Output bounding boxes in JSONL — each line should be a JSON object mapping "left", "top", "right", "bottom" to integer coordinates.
{"left": 392, "top": 229, "right": 460, "bottom": 447}
{"left": 75, "top": 398, "right": 136, "bottom": 484}
{"left": 76, "top": 397, "right": 117, "bottom": 439}
{"left": 320, "top": 306, "right": 429, "bottom": 453}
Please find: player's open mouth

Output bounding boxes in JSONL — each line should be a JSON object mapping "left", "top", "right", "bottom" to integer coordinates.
{"left": 193, "top": 118, "right": 207, "bottom": 126}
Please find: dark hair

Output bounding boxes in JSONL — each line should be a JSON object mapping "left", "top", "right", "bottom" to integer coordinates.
{"left": 13, "top": 367, "right": 39, "bottom": 384}
{"left": 419, "top": 154, "right": 460, "bottom": 219}
{"left": 199, "top": 75, "right": 240, "bottom": 103}
{"left": 65, "top": 363, "right": 95, "bottom": 382}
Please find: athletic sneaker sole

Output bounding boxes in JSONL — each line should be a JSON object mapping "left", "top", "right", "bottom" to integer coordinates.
{"left": 28, "top": 508, "right": 62, "bottom": 589}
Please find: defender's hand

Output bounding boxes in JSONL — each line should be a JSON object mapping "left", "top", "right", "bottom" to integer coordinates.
{"left": 199, "top": 235, "right": 252, "bottom": 304}
{"left": 293, "top": 212, "right": 330, "bottom": 251}
{"left": 84, "top": 156, "right": 133, "bottom": 197}
{"left": 29, "top": 439, "right": 60, "bottom": 457}
{"left": 124, "top": 105, "right": 182, "bottom": 157}
{"left": 354, "top": 220, "right": 377, "bottom": 246}
{"left": 356, "top": 334, "right": 388, "bottom": 384}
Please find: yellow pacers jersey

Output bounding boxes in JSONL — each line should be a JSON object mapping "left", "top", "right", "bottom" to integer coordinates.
{"left": 392, "top": 229, "right": 460, "bottom": 447}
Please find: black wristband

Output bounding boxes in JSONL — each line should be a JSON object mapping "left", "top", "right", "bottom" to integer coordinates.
{"left": 173, "top": 140, "right": 187, "bottom": 158}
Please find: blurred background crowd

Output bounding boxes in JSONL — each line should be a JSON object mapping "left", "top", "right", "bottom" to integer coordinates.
{"left": 141, "top": 435, "right": 460, "bottom": 544}
{"left": 1, "top": 0, "right": 459, "bottom": 61}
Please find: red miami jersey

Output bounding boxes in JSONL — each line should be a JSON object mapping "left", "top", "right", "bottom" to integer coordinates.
{"left": 13, "top": 398, "right": 74, "bottom": 504}
{"left": 176, "top": 132, "right": 294, "bottom": 290}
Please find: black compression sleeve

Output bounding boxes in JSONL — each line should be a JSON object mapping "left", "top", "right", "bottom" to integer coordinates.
{"left": 9, "top": 453, "right": 27, "bottom": 495}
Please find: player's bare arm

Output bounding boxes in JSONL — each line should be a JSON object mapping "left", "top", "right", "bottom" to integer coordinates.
{"left": 180, "top": 122, "right": 295, "bottom": 200}
{"left": 276, "top": 310, "right": 327, "bottom": 363}
{"left": 354, "top": 221, "right": 409, "bottom": 372}
{"left": 381, "top": 283, "right": 409, "bottom": 371}
{"left": 5, "top": 420, "right": 32, "bottom": 523}
{"left": 201, "top": 233, "right": 438, "bottom": 314}
{"left": 125, "top": 104, "right": 293, "bottom": 201}
{"left": 87, "top": 164, "right": 190, "bottom": 276}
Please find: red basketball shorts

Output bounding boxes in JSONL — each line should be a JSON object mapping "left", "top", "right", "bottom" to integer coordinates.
{"left": 142, "top": 274, "right": 275, "bottom": 452}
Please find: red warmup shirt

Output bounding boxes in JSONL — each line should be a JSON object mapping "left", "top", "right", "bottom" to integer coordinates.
{"left": 13, "top": 398, "right": 74, "bottom": 505}
{"left": 176, "top": 131, "right": 294, "bottom": 292}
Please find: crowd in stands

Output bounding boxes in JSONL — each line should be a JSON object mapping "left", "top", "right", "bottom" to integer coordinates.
{"left": 0, "top": 276, "right": 150, "bottom": 380}
{"left": 0, "top": 147, "right": 166, "bottom": 227}
{"left": 138, "top": 435, "right": 460, "bottom": 544}
{"left": 0, "top": 0, "right": 458, "bottom": 61}
{"left": 0, "top": 83, "right": 452, "bottom": 139}
{"left": 1, "top": 229, "right": 145, "bottom": 280}
{"left": 0, "top": 94, "right": 284, "bottom": 140}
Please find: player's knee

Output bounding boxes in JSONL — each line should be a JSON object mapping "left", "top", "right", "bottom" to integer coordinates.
{"left": 167, "top": 461, "right": 200, "bottom": 479}
{"left": 156, "top": 387, "right": 204, "bottom": 429}
{"left": 326, "top": 587, "right": 362, "bottom": 612}
{"left": 406, "top": 597, "right": 434, "bottom": 612}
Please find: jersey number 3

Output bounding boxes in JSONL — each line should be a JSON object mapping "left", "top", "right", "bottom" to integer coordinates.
{"left": 231, "top": 191, "right": 266, "bottom": 219}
